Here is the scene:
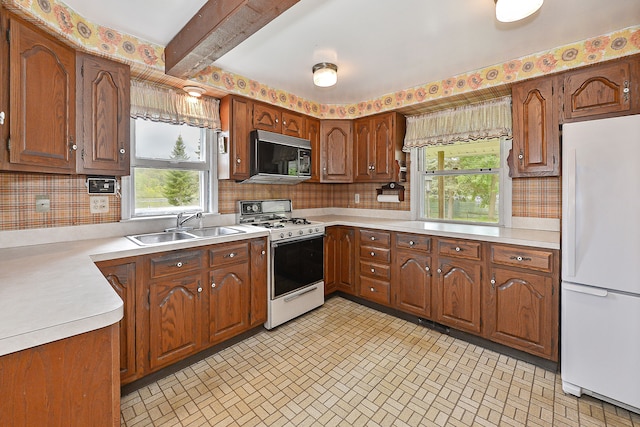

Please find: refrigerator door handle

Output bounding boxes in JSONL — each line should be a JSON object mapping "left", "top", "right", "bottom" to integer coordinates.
{"left": 563, "top": 282, "right": 608, "bottom": 297}
{"left": 565, "top": 148, "right": 577, "bottom": 277}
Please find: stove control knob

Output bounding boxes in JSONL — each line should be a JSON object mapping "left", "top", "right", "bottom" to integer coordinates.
{"left": 279, "top": 233, "right": 285, "bottom": 239}
{"left": 309, "top": 228, "right": 313, "bottom": 233}
{"left": 315, "top": 227, "right": 320, "bottom": 232}
{"left": 288, "top": 231, "right": 293, "bottom": 237}
{"left": 299, "top": 230, "right": 304, "bottom": 235}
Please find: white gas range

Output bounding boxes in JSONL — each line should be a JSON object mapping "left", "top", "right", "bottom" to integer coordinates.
{"left": 238, "top": 200, "right": 325, "bottom": 329}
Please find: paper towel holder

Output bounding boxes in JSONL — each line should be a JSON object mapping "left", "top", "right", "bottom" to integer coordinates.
{"left": 377, "top": 182, "right": 405, "bottom": 202}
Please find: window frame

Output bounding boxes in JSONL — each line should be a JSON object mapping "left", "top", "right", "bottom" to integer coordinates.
{"left": 410, "top": 137, "right": 512, "bottom": 227}
{"left": 122, "top": 118, "right": 218, "bottom": 219}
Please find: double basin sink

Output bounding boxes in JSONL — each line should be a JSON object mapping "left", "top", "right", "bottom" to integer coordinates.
{"left": 127, "top": 226, "right": 244, "bottom": 246}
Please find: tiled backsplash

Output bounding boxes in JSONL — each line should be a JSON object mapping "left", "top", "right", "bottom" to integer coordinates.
{"left": 0, "top": 172, "right": 560, "bottom": 230}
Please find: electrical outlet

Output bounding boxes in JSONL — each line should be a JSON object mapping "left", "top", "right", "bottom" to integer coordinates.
{"left": 90, "top": 196, "right": 109, "bottom": 214}
{"left": 35, "top": 195, "right": 50, "bottom": 213}
{"left": 354, "top": 193, "right": 360, "bottom": 204}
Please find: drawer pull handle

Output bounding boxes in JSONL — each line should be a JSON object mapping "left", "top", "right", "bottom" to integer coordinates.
{"left": 455, "top": 247, "right": 461, "bottom": 252}
{"left": 370, "top": 252, "right": 375, "bottom": 257}
{"left": 176, "top": 261, "right": 183, "bottom": 268}
{"left": 510, "top": 256, "right": 531, "bottom": 262}
{"left": 370, "top": 287, "right": 375, "bottom": 292}
{"left": 409, "top": 241, "right": 415, "bottom": 246}
{"left": 225, "top": 253, "right": 236, "bottom": 258}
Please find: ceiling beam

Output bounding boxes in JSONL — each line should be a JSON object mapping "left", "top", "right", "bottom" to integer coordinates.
{"left": 165, "top": 0, "right": 299, "bottom": 79}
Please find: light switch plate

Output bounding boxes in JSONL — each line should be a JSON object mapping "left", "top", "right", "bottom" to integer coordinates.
{"left": 90, "top": 196, "right": 109, "bottom": 214}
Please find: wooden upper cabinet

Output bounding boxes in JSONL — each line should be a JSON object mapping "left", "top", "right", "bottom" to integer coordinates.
{"left": 354, "top": 112, "right": 405, "bottom": 182}
{"left": 282, "top": 110, "right": 304, "bottom": 138}
{"left": 252, "top": 101, "right": 281, "bottom": 133}
{"left": 319, "top": 120, "right": 353, "bottom": 182}
{"left": 305, "top": 117, "right": 321, "bottom": 182}
{"left": 563, "top": 60, "right": 635, "bottom": 121}
{"left": 219, "top": 95, "right": 252, "bottom": 180}
{"left": 510, "top": 76, "right": 560, "bottom": 177}
{"left": 76, "top": 53, "right": 130, "bottom": 175}
{"left": 6, "top": 16, "right": 76, "bottom": 173}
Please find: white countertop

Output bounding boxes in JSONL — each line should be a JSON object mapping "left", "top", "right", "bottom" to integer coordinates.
{"left": 0, "top": 214, "right": 558, "bottom": 357}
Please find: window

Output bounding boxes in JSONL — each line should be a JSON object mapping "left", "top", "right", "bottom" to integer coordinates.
{"left": 415, "top": 137, "right": 511, "bottom": 225}
{"left": 129, "top": 118, "right": 216, "bottom": 217}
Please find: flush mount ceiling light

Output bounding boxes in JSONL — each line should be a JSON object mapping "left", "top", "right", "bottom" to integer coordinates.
{"left": 312, "top": 62, "right": 338, "bottom": 87}
{"left": 494, "top": 0, "right": 543, "bottom": 22}
{"left": 183, "top": 85, "right": 205, "bottom": 97}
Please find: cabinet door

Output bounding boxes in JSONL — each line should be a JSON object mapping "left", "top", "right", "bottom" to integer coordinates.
{"left": 97, "top": 260, "right": 137, "bottom": 385}
{"left": 253, "top": 102, "right": 282, "bottom": 133}
{"left": 76, "top": 53, "right": 130, "bottom": 175}
{"left": 250, "top": 238, "right": 268, "bottom": 326}
{"left": 319, "top": 120, "right": 353, "bottom": 182}
{"left": 371, "top": 113, "right": 396, "bottom": 181}
{"left": 209, "top": 262, "right": 250, "bottom": 343}
{"left": 393, "top": 250, "right": 433, "bottom": 317}
{"left": 337, "top": 227, "right": 357, "bottom": 294}
{"left": 7, "top": 17, "right": 75, "bottom": 172}
{"left": 305, "top": 117, "right": 321, "bottom": 182}
{"left": 564, "top": 61, "right": 631, "bottom": 120}
{"left": 435, "top": 257, "right": 482, "bottom": 334}
{"left": 282, "top": 110, "right": 304, "bottom": 138}
{"left": 353, "top": 117, "right": 372, "bottom": 181}
{"left": 220, "top": 96, "right": 251, "bottom": 180}
{"left": 149, "top": 274, "right": 203, "bottom": 370}
{"left": 510, "top": 77, "right": 559, "bottom": 177}
{"left": 486, "top": 268, "right": 558, "bottom": 360}
{"left": 324, "top": 227, "right": 338, "bottom": 295}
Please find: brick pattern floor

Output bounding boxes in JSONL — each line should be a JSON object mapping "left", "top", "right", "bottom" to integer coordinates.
{"left": 121, "top": 297, "right": 640, "bottom": 426}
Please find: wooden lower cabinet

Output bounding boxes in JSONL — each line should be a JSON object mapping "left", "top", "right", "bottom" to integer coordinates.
{"left": 96, "top": 259, "right": 138, "bottom": 385}
{"left": 250, "top": 238, "right": 268, "bottom": 326}
{"left": 325, "top": 226, "right": 356, "bottom": 295}
{"left": 485, "top": 267, "right": 558, "bottom": 360}
{"left": 0, "top": 324, "right": 120, "bottom": 427}
{"left": 358, "top": 229, "right": 392, "bottom": 304}
{"left": 393, "top": 250, "right": 433, "bottom": 317}
{"left": 148, "top": 273, "right": 204, "bottom": 370}
{"left": 435, "top": 257, "right": 482, "bottom": 334}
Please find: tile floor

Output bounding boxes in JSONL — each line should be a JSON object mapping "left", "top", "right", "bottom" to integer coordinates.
{"left": 121, "top": 297, "right": 640, "bottom": 427}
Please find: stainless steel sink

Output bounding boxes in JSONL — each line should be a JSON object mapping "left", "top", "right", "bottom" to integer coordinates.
{"left": 127, "top": 231, "right": 198, "bottom": 245}
{"left": 189, "top": 226, "right": 244, "bottom": 237}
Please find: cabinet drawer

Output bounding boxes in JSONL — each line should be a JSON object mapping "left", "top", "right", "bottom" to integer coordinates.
{"left": 360, "top": 229, "right": 391, "bottom": 247}
{"left": 209, "top": 242, "right": 249, "bottom": 267}
{"left": 359, "top": 245, "right": 391, "bottom": 263}
{"left": 490, "top": 245, "right": 554, "bottom": 273}
{"left": 396, "top": 233, "right": 431, "bottom": 252}
{"left": 359, "top": 277, "right": 390, "bottom": 305}
{"left": 359, "top": 261, "right": 391, "bottom": 280}
{"left": 149, "top": 250, "right": 202, "bottom": 278}
{"left": 437, "top": 239, "right": 482, "bottom": 260}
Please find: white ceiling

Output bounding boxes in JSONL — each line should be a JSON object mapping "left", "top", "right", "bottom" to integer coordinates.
{"left": 64, "top": 0, "right": 639, "bottom": 104}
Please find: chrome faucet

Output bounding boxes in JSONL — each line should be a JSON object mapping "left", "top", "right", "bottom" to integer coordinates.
{"left": 166, "top": 212, "right": 203, "bottom": 232}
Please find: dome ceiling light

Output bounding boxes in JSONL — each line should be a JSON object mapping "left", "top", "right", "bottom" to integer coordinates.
{"left": 183, "top": 85, "right": 205, "bottom": 97}
{"left": 494, "top": 0, "right": 543, "bottom": 22}
{"left": 312, "top": 62, "right": 338, "bottom": 87}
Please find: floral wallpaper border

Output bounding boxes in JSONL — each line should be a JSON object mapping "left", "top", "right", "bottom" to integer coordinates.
{"left": 4, "top": 0, "right": 640, "bottom": 119}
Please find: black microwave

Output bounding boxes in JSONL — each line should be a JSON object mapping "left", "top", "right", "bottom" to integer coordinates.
{"left": 245, "top": 130, "right": 312, "bottom": 184}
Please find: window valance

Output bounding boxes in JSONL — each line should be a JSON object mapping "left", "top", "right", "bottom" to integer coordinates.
{"left": 403, "top": 96, "right": 512, "bottom": 152}
{"left": 130, "top": 80, "right": 221, "bottom": 130}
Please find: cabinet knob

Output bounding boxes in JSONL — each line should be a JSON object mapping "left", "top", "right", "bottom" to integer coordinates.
{"left": 455, "top": 247, "right": 461, "bottom": 252}
{"left": 0, "top": 111, "right": 4, "bottom": 125}
{"left": 261, "top": 250, "right": 266, "bottom": 255}
{"left": 119, "top": 147, "right": 126, "bottom": 154}
{"left": 275, "top": 118, "right": 279, "bottom": 124}
{"left": 370, "top": 251, "right": 375, "bottom": 257}
{"left": 425, "top": 266, "right": 430, "bottom": 272}
{"left": 211, "top": 282, "right": 216, "bottom": 288}
{"left": 518, "top": 151, "right": 524, "bottom": 161}
{"left": 624, "top": 80, "right": 630, "bottom": 102}
{"left": 371, "top": 164, "right": 375, "bottom": 171}
{"left": 370, "top": 287, "right": 375, "bottom": 292}
{"left": 437, "top": 268, "right": 442, "bottom": 274}
{"left": 176, "top": 261, "right": 183, "bottom": 268}
{"left": 516, "top": 256, "right": 523, "bottom": 261}
{"left": 371, "top": 268, "right": 375, "bottom": 273}
{"left": 490, "top": 277, "right": 496, "bottom": 289}
{"left": 236, "top": 158, "right": 241, "bottom": 163}
{"left": 370, "top": 236, "right": 375, "bottom": 241}
{"left": 226, "top": 252, "right": 235, "bottom": 258}
{"left": 409, "top": 241, "right": 415, "bottom": 246}
{"left": 197, "top": 287, "right": 203, "bottom": 293}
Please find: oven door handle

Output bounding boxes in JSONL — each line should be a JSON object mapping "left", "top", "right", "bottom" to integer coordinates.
{"left": 283, "top": 285, "right": 318, "bottom": 302}
{"left": 271, "top": 235, "right": 324, "bottom": 247}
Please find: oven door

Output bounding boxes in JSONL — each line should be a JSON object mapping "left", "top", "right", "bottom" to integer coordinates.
{"left": 272, "top": 235, "right": 324, "bottom": 299}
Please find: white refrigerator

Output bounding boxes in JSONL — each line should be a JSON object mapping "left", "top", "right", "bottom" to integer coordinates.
{"left": 561, "top": 114, "right": 640, "bottom": 414}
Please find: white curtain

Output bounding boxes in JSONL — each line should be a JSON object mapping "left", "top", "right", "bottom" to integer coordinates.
{"left": 403, "top": 96, "right": 512, "bottom": 151}
{"left": 130, "top": 80, "right": 221, "bottom": 129}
